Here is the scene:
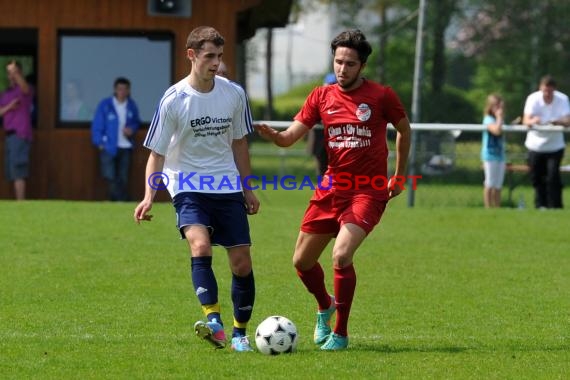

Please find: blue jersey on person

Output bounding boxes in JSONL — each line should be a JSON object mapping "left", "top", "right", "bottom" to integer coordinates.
{"left": 481, "top": 115, "right": 505, "bottom": 162}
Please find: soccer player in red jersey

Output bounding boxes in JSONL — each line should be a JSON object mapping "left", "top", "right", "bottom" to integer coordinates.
{"left": 255, "top": 29, "right": 411, "bottom": 350}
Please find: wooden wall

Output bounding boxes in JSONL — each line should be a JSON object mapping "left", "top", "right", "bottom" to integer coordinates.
{"left": 0, "top": 0, "right": 260, "bottom": 200}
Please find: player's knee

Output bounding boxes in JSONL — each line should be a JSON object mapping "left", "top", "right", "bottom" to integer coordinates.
{"left": 190, "top": 241, "right": 211, "bottom": 256}
{"left": 229, "top": 249, "right": 252, "bottom": 276}
{"left": 232, "top": 263, "right": 252, "bottom": 277}
{"left": 230, "top": 257, "right": 251, "bottom": 276}
{"left": 292, "top": 255, "right": 313, "bottom": 271}
{"left": 331, "top": 251, "right": 352, "bottom": 268}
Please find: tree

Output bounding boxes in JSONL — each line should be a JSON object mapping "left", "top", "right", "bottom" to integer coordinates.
{"left": 451, "top": 0, "right": 570, "bottom": 119}
{"left": 264, "top": 28, "right": 275, "bottom": 120}
{"left": 429, "top": 0, "right": 458, "bottom": 95}
{"left": 305, "top": 0, "right": 401, "bottom": 84}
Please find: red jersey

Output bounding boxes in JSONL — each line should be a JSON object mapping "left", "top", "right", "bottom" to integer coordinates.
{"left": 295, "top": 79, "right": 407, "bottom": 199}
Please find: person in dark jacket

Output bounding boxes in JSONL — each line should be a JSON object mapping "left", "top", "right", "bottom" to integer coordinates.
{"left": 92, "top": 77, "right": 141, "bottom": 201}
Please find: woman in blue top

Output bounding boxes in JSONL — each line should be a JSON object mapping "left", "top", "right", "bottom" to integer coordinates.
{"left": 481, "top": 93, "right": 506, "bottom": 208}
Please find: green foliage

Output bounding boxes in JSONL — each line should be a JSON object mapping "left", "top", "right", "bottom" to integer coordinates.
{"left": 281, "top": 79, "right": 321, "bottom": 98}
{"left": 423, "top": 85, "right": 479, "bottom": 123}
{"left": 364, "top": 34, "right": 415, "bottom": 97}
{"left": 250, "top": 99, "right": 267, "bottom": 120}
{"left": 293, "top": 1, "right": 570, "bottom": 125}
{"left": 251, "top": 78, "right": 321, "bottom": 121}
{"left": 452, "top": 1, "right": 570, "bottom": 117}
{"left": 467, "top": 62, "right": 530, "bottom": 123}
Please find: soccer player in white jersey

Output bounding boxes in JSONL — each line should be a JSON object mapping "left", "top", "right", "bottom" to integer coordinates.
{"left": 134, "top": 26, "right": 259, "bottom": 352}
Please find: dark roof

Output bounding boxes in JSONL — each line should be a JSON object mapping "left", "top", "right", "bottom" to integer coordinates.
{"left": 237, "top": 0, "right": 293, "bottom": 42}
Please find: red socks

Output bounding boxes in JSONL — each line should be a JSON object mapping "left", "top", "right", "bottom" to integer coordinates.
{"left": 297, "top": 263, "right": 357, "bottom": 337}
{"left": 333, "top": 264, "right": 356, "bottom": 337}
{"left": 296, "top": 263, "right": 332, "bottom": 310}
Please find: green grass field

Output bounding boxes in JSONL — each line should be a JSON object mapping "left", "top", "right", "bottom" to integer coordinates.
{"left": 1, "top": 188, "right": 569, "bottom": 379}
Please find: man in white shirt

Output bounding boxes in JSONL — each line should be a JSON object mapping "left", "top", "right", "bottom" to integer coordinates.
{"left": 134, "top": 26, "right": 259, "bottom": 352}
{"left": 523, "top": 75, "right": 570, "bottom": 209}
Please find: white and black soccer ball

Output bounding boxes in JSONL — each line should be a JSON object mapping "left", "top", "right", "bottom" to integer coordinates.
{"left": 255, "top": 316, "right": 298, "bottom": 355}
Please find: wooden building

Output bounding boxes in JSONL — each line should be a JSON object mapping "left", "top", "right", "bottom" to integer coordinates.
{"left": 0, "top": 0, "right": 291, "bottom": 200}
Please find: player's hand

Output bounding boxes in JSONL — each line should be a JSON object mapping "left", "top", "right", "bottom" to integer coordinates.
{"left": 495, "top": 107, "right": 503, "bottom": 119}
{"left": 244, "top": 190, "right": 260, "bottom": 215}
{"left": 387, "top": 176, "right": 404, "bottom": 199}
{"left": 123, "top": 127, "right": 134, "bottom": 137}
{"left": 134, "top": 200, "right": 153, "bottom": 224}
{"left": 6, "top": 62, "right": 18, "bottom": 75}
{"left": 254, "top": 123, "right": 278, "bottom": 142}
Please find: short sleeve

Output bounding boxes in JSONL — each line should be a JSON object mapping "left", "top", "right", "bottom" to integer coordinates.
{"left": 382, "top": 87, "right": 407, "bottom": 125}
{"left": 231, "top": 83, "right": 254, "bottom": 139}
{"left": 294, "top": 87, "right": 323, "bottom": 128}
{"left": 143, "top": 87, "right": 178, "bottom": 155}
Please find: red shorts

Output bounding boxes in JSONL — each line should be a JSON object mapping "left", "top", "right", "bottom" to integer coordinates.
{"left": 300, "top": 189, "right": 387, "bottom": 235}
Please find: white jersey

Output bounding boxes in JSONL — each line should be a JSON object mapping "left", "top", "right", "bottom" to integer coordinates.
{"left": 144, "top": 76, "right": 253, "bottom": 196}
{"left": 524, "top": 90, "right": 570, "bottom": 152}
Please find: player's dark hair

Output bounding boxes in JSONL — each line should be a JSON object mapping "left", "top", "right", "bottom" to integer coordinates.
{"left": 330, "top": 29, "right": 372, "bottom": 64}
{"left": 540, "top": 75, "right": 557, "bottom": 88}
{"left": 6, "top": 60, "right": 22, "bottom": 70}
{"left": 186, "top": 26, "right": 225, "bottom": 50}
{"left": 114, "top": 77, "right": 130, "bottom": 87}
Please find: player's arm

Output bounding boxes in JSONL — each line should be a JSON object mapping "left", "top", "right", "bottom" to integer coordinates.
{"left": 553, "top": 116, "right": 570, "bottom": 127}
{"left": 0, "top": 98, "right": 19, "bottom": 116}
{"left": 389, "top": 117, "right": 412, "bottom": 198}
{"left": 232, "top": 137, "right": 260, "bottom": 215}
{"left": 551, "top": 112, "right": 570, "bottom": 127}
{"left": 522, "top": 95, "right": 542, "bottom": 127}
{"left": 523, "top": 112, "right": 541, "bottom": 127}
{"left": 254, "top": 120, "right": 310, "bottom": 147}
{"left": 133, "top": 151, "right": 165, "bottom": 223}
{"left": 486, "top": 108, "right": 504, "bottom": 136}
{"left": 91, "top": 102, "right": 106, "bottom": 149}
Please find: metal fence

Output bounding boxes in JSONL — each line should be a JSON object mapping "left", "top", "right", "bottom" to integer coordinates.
{"left": 251, "top": 122, "right": 570, "bottom": 207}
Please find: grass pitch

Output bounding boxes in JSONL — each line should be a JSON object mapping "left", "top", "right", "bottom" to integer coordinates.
{"left": 1, "top": 188, "right": 569, "bottom": 379}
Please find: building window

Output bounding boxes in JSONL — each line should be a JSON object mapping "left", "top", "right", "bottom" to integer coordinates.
{"left": 58, "top": 31, "right": 173, "bottom": 126}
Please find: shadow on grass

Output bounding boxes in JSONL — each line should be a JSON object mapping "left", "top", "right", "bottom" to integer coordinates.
{"left": 349, "top": 342, "right": 570, "bottom": 354}
{"left": 353, "top": 343, "right": 470, "bottom": 354}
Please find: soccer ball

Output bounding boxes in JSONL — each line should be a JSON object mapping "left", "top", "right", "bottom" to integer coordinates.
{"left": 255, "top": 316, "right": 298, "bottom": 355}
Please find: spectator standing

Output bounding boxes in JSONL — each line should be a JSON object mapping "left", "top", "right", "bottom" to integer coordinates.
{"left": 523, "top": 75, "right": 570, "bottom": 209}
{"left": 0, "top": 60, "right": 34, "bottom": 200}
{"left": 481, "top": 93, "right": 506, "bottom": 208}
{"left": 91, "top": 77, "right": 141, "bottom": 201}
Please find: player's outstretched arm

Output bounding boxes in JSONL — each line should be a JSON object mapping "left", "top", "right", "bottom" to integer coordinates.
{"left": 254, "top": 121, "right": 309, "bottom": 147}
{"left": 134, "top": 151, "right": 165, "bottom": 224}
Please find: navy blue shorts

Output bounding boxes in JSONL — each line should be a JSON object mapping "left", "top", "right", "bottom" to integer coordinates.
{"left": 173, "top": 192, "right": 251, "bottom": 248}
{"left": 4, "top": 134, "right": 30, "bottom": 181}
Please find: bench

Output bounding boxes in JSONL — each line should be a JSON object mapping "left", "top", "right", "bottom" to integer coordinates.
{"left": 505, "top": 163, "right": 570, "bottom": 206}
